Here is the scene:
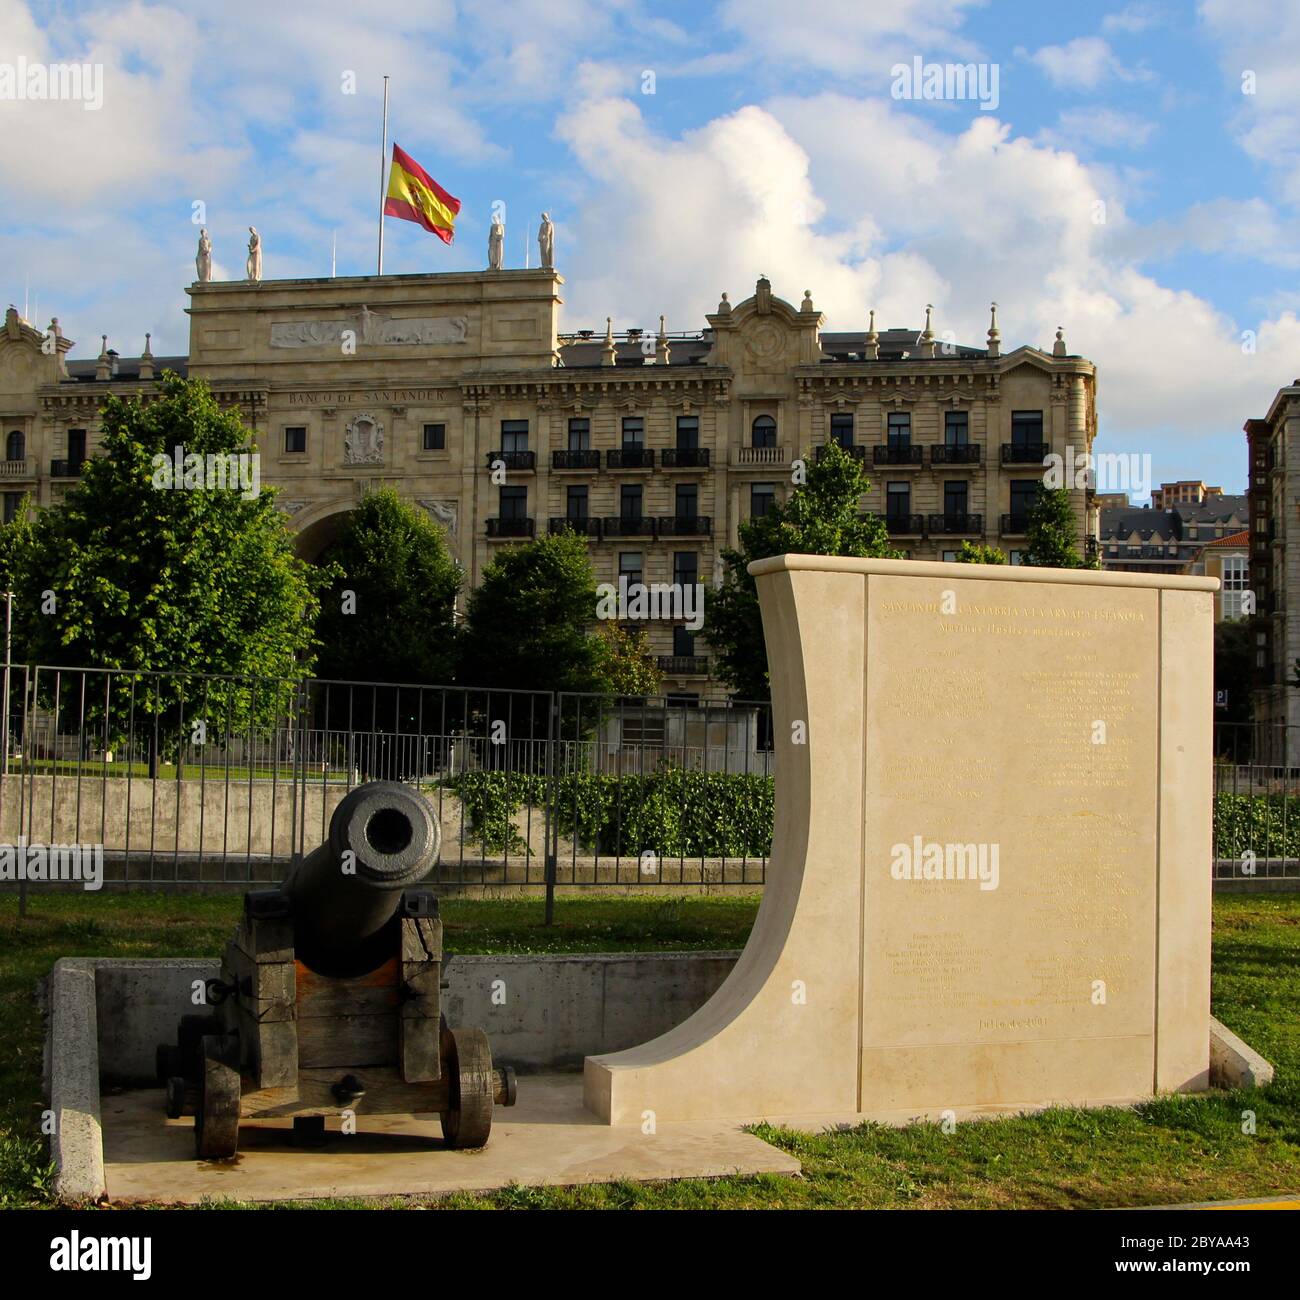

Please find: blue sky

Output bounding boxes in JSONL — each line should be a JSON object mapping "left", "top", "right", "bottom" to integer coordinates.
{"left": 4, "top": 0, "right": 1300, "bottom": 495}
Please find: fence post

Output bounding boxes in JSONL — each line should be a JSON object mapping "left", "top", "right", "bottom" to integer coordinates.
{"left": 543, "top": 692, "right": 557, "bottom": 926}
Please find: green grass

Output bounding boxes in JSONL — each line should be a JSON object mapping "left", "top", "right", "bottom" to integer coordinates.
{"left": 2, "top": 891, "right": 1298, "bottom": 1209}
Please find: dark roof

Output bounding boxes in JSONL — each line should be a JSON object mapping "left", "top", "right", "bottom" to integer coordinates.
{"left": 555, "top": 326, "right": 988, "bottom": 368}
{"left": 65, "top": 358, "right": 189, "bottom": 381}
{"left": 1099, "top": 495, "right": 1249, "bottom": 543}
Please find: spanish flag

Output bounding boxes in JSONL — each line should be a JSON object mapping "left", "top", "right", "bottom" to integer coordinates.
{"left": 383, "top": 144, "right": 460, "bottom": 244}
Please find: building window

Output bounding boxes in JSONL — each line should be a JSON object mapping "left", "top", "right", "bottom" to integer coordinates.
{"left": 499, "top": 485, "right": 527, "bottom": 519}
{"left": 500, "top": 419, "right": 529, "bottom": 453}
{"left": 284, "top": 426, "right": 307, "bottom": 454}
{"left": 886, "top": 482, "right": 911, "bottom": 519}
{"left": 5, "top": 431, "right": 24, "bottom": 461}
{"left": 1222, "top": 556, "right": 1249, "bottom": 619}
{"left": 944, "top": 411, "right": 969, "bottom": 445}
{"left": 676, "top": 416, "right": 700, "bottom": 450}
{"left": 673, "top": 625, "right": 696, "bottom": 656}
{"left": 941, "top": 550, "right": 959, "bottom": 563}
{"left": 3, "top": 492, "right": 20, "bottom": 524}
{"left": 751, "top": 415, "right": 777, "bottom": 449}
{"left": 751, "top": 482, "right": 776, "bottom": 518}
{"left": 566, "top": 485, "right": 589, "bottom": 521}
{"left": 619, "top": 552, "right": 643, "bottom": 586}
{"left": 568, "top": 418, "right": 590, "bottom": 451}
{"left": 675, "top": 483, "right": 698, "bottom": 519}
{"left": 944, "top": 481, "right": 968, "bottom": 515}
{"left": 830, "top": 413, "right": 854, "bottom": 448}
{"left": 621, "top": 417, "right": 645, "bottom": 449}
{"left": 620, "top": 484, "right": 643, "bottom": 519}
{"left": 422, "top": 423, "right": 445, "bottom": 451}
{"left": 673, "top": 552, "right": 698, "bottom": 587}
{"left": 1011, "top": 410, "right": 1043, "bottom": 446}
{"left": 886, "top": 412, "right": 911, "bottom": 448}
{"left": 1009, "top": 550, "right": 1028, "bottom": 566}
{"left": 67, "top": 429, "right": 87, "bottom": 463}
{"left": 1010, "top": 480, "right": 1038, "bottom": 519}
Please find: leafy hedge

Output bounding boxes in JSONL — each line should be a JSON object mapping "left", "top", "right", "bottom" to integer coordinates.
{"left": 1213, "top": 793, "right": 1300, "bottom": 858}
{"left": 445, "top": 769, "right": 774, "bottom": 858}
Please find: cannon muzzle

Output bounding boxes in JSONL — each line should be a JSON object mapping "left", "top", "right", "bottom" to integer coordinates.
{"left": 282, "top": 781, "right": 440, "bottom": 975}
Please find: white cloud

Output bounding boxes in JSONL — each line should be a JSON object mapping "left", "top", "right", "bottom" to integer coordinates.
{"left": 555, "top": 88, "right": 1300, "bottom": 487}
{"left": 1102, "top": 4, "right": 1162, "bottom": 35}
{"left": 1026, "top": 36, "right": 1147, "bottom": 91}
{"left": 1040, "top": 107, "right": 1157, "bottom": 151}
{"left": 1199, "top": 0, "right": 1300, "bottom": 204}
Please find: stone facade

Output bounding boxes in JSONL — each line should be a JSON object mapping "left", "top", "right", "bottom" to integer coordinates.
{"left": 0, "top": 273, "right": 1097, "bottom": 696}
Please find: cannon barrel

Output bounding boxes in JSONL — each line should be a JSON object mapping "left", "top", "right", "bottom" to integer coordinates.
{"left": 282, "top": 781, "right": 440, "bottom": 975}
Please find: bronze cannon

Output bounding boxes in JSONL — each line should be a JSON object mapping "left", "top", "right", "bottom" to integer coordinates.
{"left": 155, "top": 781, "right": 515, "bottom": 1158}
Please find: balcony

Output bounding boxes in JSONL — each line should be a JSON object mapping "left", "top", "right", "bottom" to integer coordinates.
{"left": 660, "top": 447, "right": 711, "bottom": 468}
{"left": 485, "top": 450, "right": 536, "bottom": 471}
{"left": 1001, "top": 442, "right": 1049, "bottom": 465}
{"left": 873, "top": 445, "right": 924, "bottom": 467}
{"left": 552, "top": 449, "right": 601, "bottom": 471}
{"left": 930, "top": 444, "right": 981, "bottom": 465}
{"left": 548, "top": 516, "right": 602, "bottom": 538}
{"left": 50, "top": 459, "right": 86, "bottom": 478}
{"left": 731, "top": 445, "right": 790, "bottom": 468}
{"left": 1000, "top": 513, "right": 1031, "bottom": 536}
{"left": 927, "top": 512, "right": 983, "bottom": 536}
{"left": 657, "top": 655, "right": 710, "bottom": 676}
{"left": 815, "top": 443, "right": 866, "bottom": 463}
{"left": 878, "top": 512, "right": 925, "bottom": 536}
{"left": 603, "top": 515, "right": 657, "bottom": 538}
{"left": 0, "top": 458, "right": 33, "bottom": 478}
{"left": 657, "top": 515, "right": 712, "bottom": 537}
{"left": 607, "top": 448, "right": 655, "bottom": 469}
{"left": 486, "top": 516, "right": 534, "bottom": 538}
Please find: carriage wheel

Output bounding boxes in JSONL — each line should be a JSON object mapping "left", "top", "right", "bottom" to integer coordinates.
{"left": 440, "top": 1027, "right": 494, "bottom": 1149}
{"left": 195, "top": 1035, "right": 241, "bottom": 1160}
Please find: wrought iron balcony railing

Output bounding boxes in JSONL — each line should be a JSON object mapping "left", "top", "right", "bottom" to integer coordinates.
{"left": 656, "top": 655, "right": 709, "bottom": 675}
{"left": 660, "top": 447, "right": 710, "bottom": 468}
{"left": 930, "top": 444, "right": 981, "bottom": 465}
{"left": 927, "top": 512, "right": 983, "bottom": 535}
{"left": 603, "top": 515, "right": 657, "bottom": 537}
{"left": 548, "top": 516, "right": 602, "bottom": 537}
{"left": 1000, "top": 442, "right": 1049, "bottom": 465}
{"left": 607, "top": 448, "right": 655, "bottom": 469}
{"left": 552, "top": 449, "right": 601, "bottom": 470}
{"left": 486, "top": 516, "right": 535, "bottom": 538}
{"left": 873, "top": 445, "right": 924, "bottom": 466}
{"left": 486, "top": 450, "right": 536, "bottom": 471}
{"left": 657, "top": 515, "right": 712, "bottom": 537}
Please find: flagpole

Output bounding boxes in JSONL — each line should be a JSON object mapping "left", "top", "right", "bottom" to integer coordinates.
{"left": 377, "top": 74, "right": 389, "bottom": 275}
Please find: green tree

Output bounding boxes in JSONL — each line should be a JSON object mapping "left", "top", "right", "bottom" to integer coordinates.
{"left": 12, "top": 372, "right": 324, "bottom": 771}
{"left": 953, "top": 540, "right": 1006, "bottom": 565}
{"left": 592, "top": 622, "right": 663, "bottom": 697}
{"left": 0, "top": 495, "right": 37, "bottom": 662}
{"left": 1024, "top": 484, "right": 1084, "bottom": 568}
{"left": 705, "top": 441, "right": 902, "bottom": 700}
{"left": 314, "top": 488, "right": 460, "bottom": 684}
{"left": 457, "top": 530, "right": 611, "bottom": 695}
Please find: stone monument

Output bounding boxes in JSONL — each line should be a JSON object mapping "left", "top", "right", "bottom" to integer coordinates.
{"left": 246, "top": 227, "right": 262, "bottom": 282}
{"left": 538, "top": 213, "right": 554, "bottom": 269}
{"left": 585, "top": 555, "right": 1216, "bottom": 1125}
{"left": 196, "top": 228, "right": 212, "bottom": 283}
{"left": 489, "top": 213, "right": 505, "bottom": 270}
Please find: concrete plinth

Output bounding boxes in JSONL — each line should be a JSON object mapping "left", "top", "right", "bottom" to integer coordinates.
{"left": 99, "top": 1076, "right": 799, "bottom": 1204}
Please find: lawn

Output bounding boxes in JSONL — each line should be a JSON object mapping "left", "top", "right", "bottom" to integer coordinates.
{"left": 0, "top": 891, "right": 1296, "bottom": 1209}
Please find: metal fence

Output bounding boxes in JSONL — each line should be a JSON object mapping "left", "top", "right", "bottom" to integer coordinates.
{"left": 3, "top": 663, "right": 1298, "bottom": 902}
{"left": 1213, "top": 722, "right": 1300, "bottom": 883}
{"left": 0, "top": 664, "right": 775, "bottom": 907}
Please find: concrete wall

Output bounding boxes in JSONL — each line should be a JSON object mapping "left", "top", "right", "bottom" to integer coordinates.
{"left": 50, "top": 951, "right": 741, "bottom": 1086}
